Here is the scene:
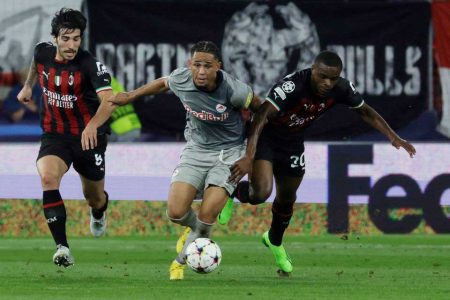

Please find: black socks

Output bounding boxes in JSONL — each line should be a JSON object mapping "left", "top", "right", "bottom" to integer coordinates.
{"left": 268, "top": 200, "right": 293, "bottom": 246}
{"left": 43, "top": 190, "right": 68, "bottom": 248}
{"left": 92, "top": 191, "right": 109, "bottom": 219}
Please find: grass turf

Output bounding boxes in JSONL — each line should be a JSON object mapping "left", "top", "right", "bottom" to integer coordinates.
{"left": 0, "top": 235, "right": 449, "bottom": 299}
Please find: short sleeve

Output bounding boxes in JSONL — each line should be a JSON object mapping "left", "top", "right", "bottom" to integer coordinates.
{"left": 34, "top": 42, "right": 53, "bottom": 64}
{"left": 336, "top": 79, "right": 364, "bottom": 108}
{"left": 228, "top": 76, "right": 253, "bottom": 109}
{"left": 167, "top": 68, "right": 191, "bottom": 95}
{"left": 82, "top": 54, "right": 112, "bottom": 93}
{"left": 265, "top": 74, "right": 302, "bottom": 111}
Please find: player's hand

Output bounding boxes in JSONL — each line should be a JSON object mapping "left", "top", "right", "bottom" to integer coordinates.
{"left": 17, "top": 85, "right": 33, "bottom": 104}
{"left": 229, "top": 156, "right": 253, "bottom": 184}
{"left": 108, "top": 92, "right": 131, "bottom": 106}
{"left": 391, "top": 137, "right": 416, "bottom": 158}
{"left": 81, "top": 123, "right": 98, "bottom": 151}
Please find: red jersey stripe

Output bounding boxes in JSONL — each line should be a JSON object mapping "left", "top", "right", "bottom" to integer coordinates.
{"left": 37, "top": 64, "right": 52, "bottom": 132}
{"left": 74, "top": 71, "right": 91, "bottom": 127}
{"left": 60, "top": 71, "right": 79, "bottom": 135}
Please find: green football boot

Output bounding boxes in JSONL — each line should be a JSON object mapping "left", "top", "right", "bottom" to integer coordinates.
{"left": 217, "top": 197, "right": 234, "bottom": 225}
{"left": 262, "top": 231, "right": 293, "bottom": 276}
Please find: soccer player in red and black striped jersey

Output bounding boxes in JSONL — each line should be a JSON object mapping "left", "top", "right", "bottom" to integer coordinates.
{"left": 17, "top": 8, "right": 116, "bottom": 268}
{"left": 226, "top": 51, "right": 416, "bottom": 276}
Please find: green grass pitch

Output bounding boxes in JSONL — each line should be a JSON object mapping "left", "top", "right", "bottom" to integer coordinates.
{"left": 0, "top": 235, "right": 448, "bottom": 299}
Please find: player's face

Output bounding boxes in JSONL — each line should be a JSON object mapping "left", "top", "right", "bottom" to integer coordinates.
{"left": 54, "top": 28, "right": 82, "bottom": 61}
{"left": 189, "top": 52, "right": 221, "bottom": 91}
{"left": 311, "top": 62, "right": 341, "bottom": 97}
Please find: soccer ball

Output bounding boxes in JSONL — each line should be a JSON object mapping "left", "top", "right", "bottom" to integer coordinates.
{"left": 185, "top": 238, "right": 222, "bottom": 274}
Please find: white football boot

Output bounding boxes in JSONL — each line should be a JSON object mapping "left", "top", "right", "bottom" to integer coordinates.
{"left": 90, "top": 208, "right": 107, "bottom": 237}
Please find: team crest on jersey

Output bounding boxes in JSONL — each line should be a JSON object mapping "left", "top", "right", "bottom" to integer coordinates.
{"left": 54, "top": 76, "right": 61, "bottom": 86}
{"left": 282, "top": 81, "right": 295, "bottom": 93}
{"left": 68, "top": 74, "right": 74, "bottom": 86}
{"left": 216, "top": 104, "right": 227, "bottom": 113}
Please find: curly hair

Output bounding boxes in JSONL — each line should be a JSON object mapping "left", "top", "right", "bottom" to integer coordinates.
{"left": 51, "top": 8, "right": 87, "bottom": 37}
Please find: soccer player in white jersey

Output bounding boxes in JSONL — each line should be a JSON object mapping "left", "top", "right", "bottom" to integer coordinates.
{"left": 109, "top": 41, "right": 261, "bottom": 280}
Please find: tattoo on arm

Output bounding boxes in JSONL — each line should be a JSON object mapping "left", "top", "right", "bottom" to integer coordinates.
{"left": 24, "top": 58, "right": 37, "bottom": 87}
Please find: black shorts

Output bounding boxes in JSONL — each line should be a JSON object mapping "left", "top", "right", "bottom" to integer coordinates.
{"left": 37, "top": 133, "right": 107, "bottom": 181}
{"left": 254, "top": 130, "right": 305, "bottom": 177}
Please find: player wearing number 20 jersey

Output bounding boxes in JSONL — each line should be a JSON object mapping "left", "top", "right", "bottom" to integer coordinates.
{"left": 226, "top": 51, "right": 415, "bottom": 277}
{"left": 258, "top": 68, "right": 364, "bottom": 176}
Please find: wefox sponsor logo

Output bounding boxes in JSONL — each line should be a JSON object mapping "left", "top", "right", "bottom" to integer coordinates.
{"left": 183, "top": 103, "right": 229, "bottom": 122}
{"left": 43, "top": 87, "right": 77, "bottom": 109}
{"left": 327, "top": 145, "right": 450, "bottom": 234}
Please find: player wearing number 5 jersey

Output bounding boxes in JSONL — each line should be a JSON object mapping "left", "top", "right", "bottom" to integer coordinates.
{"left": 17, "top": 8, "right": 116, "bottom": 268}
{"left": 223, "top": 50, "right": 416, "bottom": 276}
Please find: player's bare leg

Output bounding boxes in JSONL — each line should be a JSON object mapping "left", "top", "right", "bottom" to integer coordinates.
{"left": 219, "top": 160, "right": 273, "bottom": 224}
{"left": 167, "top": 182, "right": 197, "bottom": 280}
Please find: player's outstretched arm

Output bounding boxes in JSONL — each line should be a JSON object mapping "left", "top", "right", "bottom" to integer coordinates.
{"left": 17, "top": 58, "right": 37, "bottom": 104}
{"left": 229, "top": 100, "right": 277, "bottom": 183}
{"left": 108, "top": 77, "right": 170, "bottom": 106}
{"left": 354, "top": 103, "right": 416, "bottom": 158}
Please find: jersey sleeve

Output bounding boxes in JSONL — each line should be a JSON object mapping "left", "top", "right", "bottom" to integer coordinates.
{"left": 33, "top": 42, "right": 53, "bottom": 64}
{"left": 83, "top": 54, "right": 112, "bottom": 94}
{"left": 336, "top": 78, "right": 364, "bottom": 108}
{"left": 167, "top": 68, "right": 191, "bottom": 96}
{"left": 228, "top": 76, "right": 253, "bottom": 109}
{"left": 265, "top": 73, "right": 301, "bottom": 111}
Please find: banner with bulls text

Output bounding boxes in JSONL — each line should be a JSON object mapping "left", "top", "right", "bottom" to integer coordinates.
{"left": 87, "top": 0, "right": 430, "bottom": 140}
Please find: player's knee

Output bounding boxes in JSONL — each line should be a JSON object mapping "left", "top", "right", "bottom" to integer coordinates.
{"left": 84, "top": 191, "right": 105, "bottom": 209}
{"left": 276, "top": 192, "right": 297, "bottom": 204}
{"left": 251, "top": 187, "right": 271, "bottom": 204}
{"left": 167, "top": 207, "right": 187, "bottom": 221}
{"left": 40, "top": 173, "right": 60, "bottom": 189}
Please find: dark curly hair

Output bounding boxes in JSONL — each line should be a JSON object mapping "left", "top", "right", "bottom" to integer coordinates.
{"left": 51, "top": 8, "right": 87, "bottom": 37}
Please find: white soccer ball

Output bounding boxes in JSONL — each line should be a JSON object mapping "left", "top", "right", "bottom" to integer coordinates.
{"left": 185, "top": 238, "right": 222, "bottom": 274}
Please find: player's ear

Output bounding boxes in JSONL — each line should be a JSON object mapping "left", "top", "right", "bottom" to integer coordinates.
{"left": 187, "top": 59, "right": 192, "bottom": 68}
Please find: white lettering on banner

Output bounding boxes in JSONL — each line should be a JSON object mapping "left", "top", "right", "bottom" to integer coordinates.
{"left": 328, "top": 45, "right": 422, "bottom": 96}
{"left": 96, "top": 43, "right": 191, "bottom": 90}
{"left": 97, "top": 42, "right": 423, "bottom": 97}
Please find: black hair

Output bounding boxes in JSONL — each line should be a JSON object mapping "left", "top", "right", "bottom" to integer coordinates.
{"left": 314, "top": 50, "right": 343, "bottom": 69}
{"left": 190, "top": 41, "right": 222, "bottom": 62}
{"left": 51, "top": 8, "right": 87, "bottom": 37}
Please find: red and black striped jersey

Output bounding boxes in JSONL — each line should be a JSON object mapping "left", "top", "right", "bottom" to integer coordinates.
{"left": 34, "top": 42, "right": 112, "bottom": 136}
{"left": 264, "top": 68, "right": 364, "bottom": 140}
